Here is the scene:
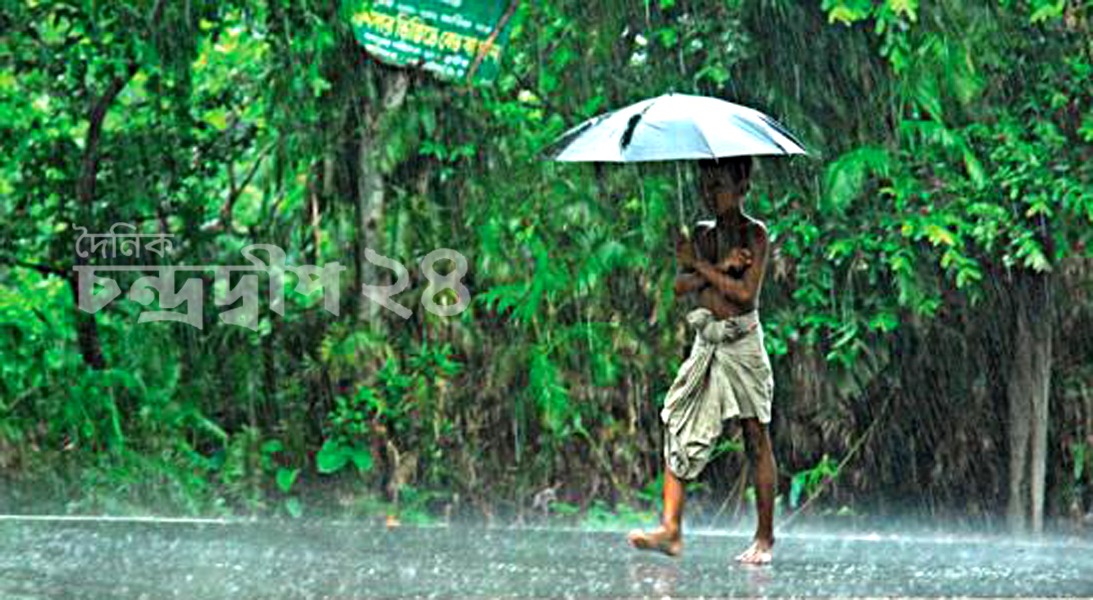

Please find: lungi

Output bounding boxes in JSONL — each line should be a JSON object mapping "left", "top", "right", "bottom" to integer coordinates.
{"left": 661, "top": 307, "right": 774, "bottom": 480}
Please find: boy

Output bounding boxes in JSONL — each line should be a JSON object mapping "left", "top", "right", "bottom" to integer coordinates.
{"left": 627, "top": 156, "right": 777, "bottom": 565}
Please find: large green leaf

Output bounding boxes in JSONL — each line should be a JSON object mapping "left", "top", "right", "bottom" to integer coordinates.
{"left": 276, "top": 468, "right": 299, "bottom": 494}
{"left": 316, "top": 440, "right": 350, "bottom": 475}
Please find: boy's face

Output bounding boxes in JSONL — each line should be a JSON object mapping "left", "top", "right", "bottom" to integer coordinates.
{"left": 699, "top": 164, "right": 750, "bottom": 213}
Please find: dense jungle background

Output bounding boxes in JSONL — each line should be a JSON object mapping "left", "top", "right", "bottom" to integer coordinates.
{"left": 1, "top": 0, "right": 1091, "bottom": 534}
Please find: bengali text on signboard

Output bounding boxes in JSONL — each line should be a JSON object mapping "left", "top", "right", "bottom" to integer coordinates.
{"left": 345, "top": 0, "right": 515, "bottom": 84}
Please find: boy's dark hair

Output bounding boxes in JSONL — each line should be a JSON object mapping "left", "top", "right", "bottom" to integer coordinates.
{"left": 698, "top": 155, "right": 753, "bottom": 183}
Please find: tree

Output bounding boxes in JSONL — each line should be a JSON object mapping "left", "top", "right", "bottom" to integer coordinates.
{"left": 819, "top": 0, "right": 1092, "bottom": 532}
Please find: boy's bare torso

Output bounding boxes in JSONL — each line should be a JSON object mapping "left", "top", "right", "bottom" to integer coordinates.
{"left": 690, "top": 217, "right": 768, "bottom": 319}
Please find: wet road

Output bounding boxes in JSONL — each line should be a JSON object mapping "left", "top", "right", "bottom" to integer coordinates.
{"left": 1, "top": 518, "right": 1091, "bottom": 598}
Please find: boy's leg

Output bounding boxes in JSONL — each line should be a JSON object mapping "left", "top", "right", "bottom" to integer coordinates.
{"left": 663, "top": 465, "right": 685, "bottom": 535}
{"left": 736, "top": 418, "right": 776, "bottom": 564}
{"left": 627, "top": 463, "right": 685, "bottom": 556}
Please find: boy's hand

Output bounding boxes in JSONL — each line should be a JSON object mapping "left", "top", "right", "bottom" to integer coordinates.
{"left": 718, "top": 247, "right": 753, "bottom": 272}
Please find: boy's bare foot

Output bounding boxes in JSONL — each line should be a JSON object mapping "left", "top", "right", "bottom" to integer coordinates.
{"left": 627, "top": 526, "right": 682, "bottom": 557}
{"left": 734, "top": 538, "right": 773, "bottom": 564}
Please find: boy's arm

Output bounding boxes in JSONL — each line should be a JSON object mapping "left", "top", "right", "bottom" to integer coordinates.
{"left": 675, "top": 270, "right": 707, "bottom": 295}
{"left": 691, "top": 226, "right": 769, "bottom": 306}
{"left": 673, "top": 230, "right": 707, "bottom": 296}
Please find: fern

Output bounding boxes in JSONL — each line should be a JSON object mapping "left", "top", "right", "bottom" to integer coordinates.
{"left": 529, "top": 348, "right": 572, "bottom": 436}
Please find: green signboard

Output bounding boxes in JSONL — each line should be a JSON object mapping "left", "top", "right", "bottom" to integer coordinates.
{"left": 345, "top": 0, "right": 516, "bottom": 84}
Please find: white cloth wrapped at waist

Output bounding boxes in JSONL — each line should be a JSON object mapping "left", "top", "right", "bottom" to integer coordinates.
{"left": 661, "top": 307, "right": 774, "bottom": 480}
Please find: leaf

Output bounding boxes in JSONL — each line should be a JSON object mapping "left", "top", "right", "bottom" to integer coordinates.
{"left": 695, "top": 63, "right": 730, "bottom": 87}
{"left": 963, "top": 148, "right": 986, "bottom": 189}
{"left": 825, "top": 237, "right": 857, "bottom": 261}
{"left": 477, "top": 283, "right": 528, "bottom": 315}
{"left": 550, "top": 500, "right": 580, "bottom": 516}
{"left": 529, "top": 349, "right": 571, "bottom": 435}
{"left": 261, "top": 439, "right": 284, "bottom": 455}
{"left": 656, "top": 27, "right": 678, "bottom": 48}
{"left": 552, "top": 46, "right": 575, "bottom": 70}
{"left": 285, "top": 497, "right": 303, "bottom": 518}
{"left": 826, "top": 4, "right": 871, "bottom": 25}
{"left": 711, "top": 438, "right": 744, "bottom": 459}
{"left": 824, "top": 146, "right": 891, "bottom": 211}
{"left": 349, "top": 447, "right": 374, "bottom": 473}
{"left": 789, "top": 473, "right": 805, "bottom": 508}
{"left": 925, "top": 224, "right": 955, "bottom": 246}
{"left": 831, "top": 320, "right": 859, "bottom": 349}
{"left": 1079, "top": 113, "right": 1093, "bottom": 143}
{"left": 911, "top": 72, "right": 943, "bottom": 121}
{"left": 886, "top": 0, "right": 918, "bottom": 21}
{"left": 205, "top": 108, "right": 229, "bottom": 131}
{"left": 316, "top": 439, "right": 349, "bottom": 474}
{"left": 1029, "top": 0, "right": 1065, "bottom": 23}
{"left": 276, "top": 467, "right": 298, "bottom": 493}
{"left": 868, "top": 312, "right": 899, "bottom": 333}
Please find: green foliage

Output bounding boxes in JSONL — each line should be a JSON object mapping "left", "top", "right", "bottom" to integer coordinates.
{"left": 823, "top": 0, "right": 918, "bottom": 72}
{"left": 529, "top": 349, "right": 573, "bottom": 437}
{"left": 1029, "top": 0, "right": 1066, "bottom": 23}
{"left": 824, "top": 146, "right": 892, "bottom": 211}
{"left": 396, "top": 485, "right": 439, "bottom": 525}
{"left": 547, "top": 499, "right": 580, "bottom": 517}
{"left": 635, "top": 473, "right": 665, "bottom": 507}
{"left": 790, "top": 454, "right": 840, "bottom": 510}
{"left": 0, "top": 0, "right": 1090, "bottom": 524}
{"left": 316, "top": 438, "right": 372, "bottom": 475}
{"left": 581, "top": 499, "right": 655, "bottom": 530}
{"left": 711, "top": 437, "right": 745, "bottom": 461}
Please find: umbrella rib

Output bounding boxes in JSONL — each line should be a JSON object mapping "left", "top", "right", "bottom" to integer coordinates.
{"left": 541, "top": 112, "right": 613, "bottom": 160}
{"left": 731, "top": 115, "right": 788, "bottom": 154}
{"left": 693, "top": 122, "right": 716, "bottom": 157}
{"left": 758, "top": 113, "right": 807, "bottom": 154}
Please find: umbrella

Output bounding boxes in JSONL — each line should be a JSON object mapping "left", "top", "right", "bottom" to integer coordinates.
{"left": 545, "top": 93, "right": 806, "bottom": 162}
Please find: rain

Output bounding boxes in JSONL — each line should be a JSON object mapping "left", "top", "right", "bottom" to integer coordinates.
{"left": 0, "top": 0, "right": 1090, "bottom": 598}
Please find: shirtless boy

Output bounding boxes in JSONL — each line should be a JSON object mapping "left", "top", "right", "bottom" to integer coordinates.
{"left": 627, "top": 156, "right": 777, "bottom": 565}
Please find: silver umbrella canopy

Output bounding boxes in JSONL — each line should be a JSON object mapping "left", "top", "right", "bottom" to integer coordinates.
{"left": 545, "top": 93, "right": 806, "bottom": 162}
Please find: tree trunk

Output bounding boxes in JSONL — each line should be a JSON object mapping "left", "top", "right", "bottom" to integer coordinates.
{"left": 71, "top": 68, "right": 138, "bottom": 371}
{"left": 1007, "top": 270, "right": 1053, "bottom": 533}
{"left": 68, "top": 263, "right": 107, "bottom": 371}
{"left": 356, "top": 70, "right": 410, "bottom": 327}
{"left": 357, "top": 112, "right": 385, "bottom": 326}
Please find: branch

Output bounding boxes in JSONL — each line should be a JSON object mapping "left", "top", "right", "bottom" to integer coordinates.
{"left": 147, "top": 0, "right": 166, "bottom": 28}
{"left": 780, "top": 398, "right": 891, "bottom": 531}
{"left": 77, "top": 64, "right": 138, "bottom": 208}
{"left": 219, "top": 142, "right": 275, "bottom": 230}
{"left": 465, "top": 0, "right": 520, "bottom": 84}
{"left": 76, "top": 0, "right": 166, "bottom": 208}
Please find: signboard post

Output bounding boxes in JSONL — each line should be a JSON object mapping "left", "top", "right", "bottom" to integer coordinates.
{"left": 344, "top": 0, "right": 518, "bottom": 84}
